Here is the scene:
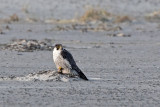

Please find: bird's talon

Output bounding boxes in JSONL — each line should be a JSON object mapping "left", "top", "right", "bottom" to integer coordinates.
{"left": 58, "top": 66, "right": 63, "bottom": 73}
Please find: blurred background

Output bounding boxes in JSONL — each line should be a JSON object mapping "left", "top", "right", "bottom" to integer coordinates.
{"left": 0, "top": 0, "right": 160, "bottom": 24}
{"left": 0, "top": 0, "right": 160, "bottom": 45}
{"left": 0, "top": 0, "right": 160, "bottom": 20}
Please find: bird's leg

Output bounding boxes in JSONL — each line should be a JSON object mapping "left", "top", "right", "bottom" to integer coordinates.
{"left": 58, "top": 66, "right": 63, "bottom": 74}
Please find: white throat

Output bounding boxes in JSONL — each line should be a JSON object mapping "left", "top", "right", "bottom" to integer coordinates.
{"left": 53, "top": 48, "right": 61, "bottom": 62}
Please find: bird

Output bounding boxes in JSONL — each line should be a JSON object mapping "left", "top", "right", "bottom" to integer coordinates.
{"left": 53, "top": 44, "right": 88, "bottom": 80}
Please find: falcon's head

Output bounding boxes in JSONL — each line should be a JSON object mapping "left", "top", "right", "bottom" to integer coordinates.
{"left": 54, "top": 44, "right": 63, "bottom": 51}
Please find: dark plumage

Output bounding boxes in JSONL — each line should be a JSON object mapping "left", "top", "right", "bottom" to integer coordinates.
{"left": 61, "top": 49, "right": 88, "bottom": 80}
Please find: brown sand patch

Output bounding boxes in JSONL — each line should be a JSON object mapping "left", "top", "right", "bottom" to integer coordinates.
{"left": 114, "top": 16, "right": 132, "bottom": 23}
{"left": 79, "top": 8, "right": 111, "bottom": 22}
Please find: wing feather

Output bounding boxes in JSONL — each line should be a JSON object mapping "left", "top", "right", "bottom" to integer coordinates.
{"left": 61, "top": 49, "right": 77, "bottom": 69}
{"left": 61, "top": 49, "right": 88, "bottom": 80}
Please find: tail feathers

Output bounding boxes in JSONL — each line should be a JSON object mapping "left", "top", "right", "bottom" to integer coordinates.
{"left": 78, "top": 72, "right": 88, "bottom": 80}
{"left": 76, "top": 68, "right": 88, "bottom": 81}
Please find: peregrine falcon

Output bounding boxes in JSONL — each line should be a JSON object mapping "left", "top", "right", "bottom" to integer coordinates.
{"left": 53, "top": 44, "right": 88, "bottom": 80}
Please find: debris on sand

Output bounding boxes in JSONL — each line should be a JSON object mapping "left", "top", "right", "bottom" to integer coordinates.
{"left": 1, "top": 39, "right": 54, "bottom": 52}
{"left": 0, "top": 29, "right": 5, "bottom": 34}
{"left": 45, "top": 7, "right": 132, "bottom": 26}
{"left": 26, "top": 17, "right": 38, "bottom": 23}
{"left": 10, "top": 14, "right": 19, "bottom": 22}
{"left": 114, "top": 16, "right": 132, "bottom": 23}
{"left": 22, "top": 4, "right": 29, "bottom": 14}
{"left": 46, "top": 23, "right": 122, "bottom": 32}
{"left": 78, "top": 8, "right": 132, "bottom": 23}
{"left": 0, "top": 70, "right": 83, "bottom": 82}
{"left": 79, "top": 8, "right": 112, "bottom": 22}
{"left": 5, "top": 25, "right": 11, "bottom": 30}
{"left": 145, "top": 10, "right": 160, "bottom": 22}
{"left": 0, "top": 14, "right": 19, "bottom": 23}
{"left": 108, "top": 33, "right": 131, "bottom": 37}
{"left": 116, "top": 33, "right": 131, "bottom": 37}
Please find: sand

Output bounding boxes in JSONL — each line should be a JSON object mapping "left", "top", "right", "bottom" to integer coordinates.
{"left": 0, "top": 0, "right": 160, "bottom": 107}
